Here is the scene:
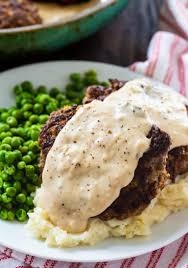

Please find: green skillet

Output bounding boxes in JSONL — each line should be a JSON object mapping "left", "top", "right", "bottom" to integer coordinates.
{"left": 0, "top": 0, "right": 128, "bottom": 59}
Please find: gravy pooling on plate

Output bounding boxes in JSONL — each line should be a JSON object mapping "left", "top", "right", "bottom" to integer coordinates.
{"left": 35, "top": 79, "right": 188, "bottom": 233}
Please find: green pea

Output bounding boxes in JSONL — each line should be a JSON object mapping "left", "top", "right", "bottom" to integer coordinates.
{"left": 17, "top": 161, "right": 26, "bottom": 170}
{"left": 1, "top": 193, "right": 12, "bottom": 203}
{"left": 24, "top": 121, "right": 31, "bottom": 128}
{"left": 26, "top": 196, "right": 33, "bottom": 207}
{"left": 25, "top": 165, "right": 35, "bottom": 176}
{"left": 30, "top": 130, "right": 39, "bottom": 141}
{"left": 0, "top": 132, "right": 8, "bottom": 141}
{"left": 16, "top": 128, "right": 27, "bottom": 139}
{"left": 19, "top": 146, "right": 28, "bottom": 154}
{"left": 33, "top": 103, "right": 43, "bottom": 114}
{"left": 6, "top": 116, "right": 18, "bottom": 127}
{"left": 0, "top": 123, "right": 9, "bottom": 132}
{"left": 27, "top": 151, "right": 35, "bottom": 161}
{"left": 22, "top": 155, "right": 31, "bottom": 164}
{"left": 0, "top": 144, "right": 11, "bottom": 151}
{"left": 36, "top": 85, "right": 47, "bottom": 94}
{"left": 16, "top": 208, "right": 27, "bottom": 222}
{"left": 70, "top": 73, "right": 82, "bottom": 83}
{"left": 21, "top": 81, "right": 33, "bottom": 93}
{"left": 39, "top": 115, "right": 49, "bottom": 124}
{"left": 26, "top": 183, "right": 36, "bottom": 193}
{"left": 36, "top": 94, "right": 50, "bottom": 105}
{"left": 13, "top": 181, "right": 21, "bottom": 192}
{"left": 31, "top": 174, "right": 39, "bottom": 183}
{"left": 11, "top": 137, "right": 22, "bottom": 148}
{"left": 56, "top": 93, "right": 66, "bottom": 102}
{"left": 0, "top": 209, "right": 8, "bottom": 220}
{"left": 3, "top": 182, "right": 11, "bottom": 189}
{"left": 22, "top": 103, "right": 33, "bottom": 112}
{"left": 2, "top": 137, "right": 12, "bottom": 145}
{"left": 16, "top": 193, "right": 26, "bottom": 203}
{"left": 6, "top": 187, "right": 16, "bottom": 197}
{"left": 29, "top": 141, "right": 39, "bottom": 153}
{"left": 23, "top": 111, "right": 32, "bottom": 120}
{"left": 13, "top": 85, "right": 23, "bottom": 95}
{"left": 46, "top": 102, "right": 58, "bottom": 114}
{"left": 5, "top": 166, "right": 16, "bottom": 175}
{"left": 13, "top": 181, "right": 22, "bottom": 192}
{"left": 11, "top": 109, "right": 22, "bottom": 119}
{"left": 1, "top": 112, "right": 9, "bottom": 122}
{"left": 49, "top": 87, "right": 60, "bottom": 97}
{"left": 7, "top": 211, "right": 15, "bottom": 221}
{"left": 30, "top": 124, "right": 41, "bottom": 131}
{"left": 29, "top": 115, "right": 39, "bottom": 123}
{"left": 85, "top": 69, "right": 97, "bottom": 77}
{"left": 5, "top": 152, "right": 16, "bottom": 164}
{"left": 13, "top": 150, "right": 22, "bottom": 160}
{"left": 0, "top": 172, "right": 9, "bottom": 182}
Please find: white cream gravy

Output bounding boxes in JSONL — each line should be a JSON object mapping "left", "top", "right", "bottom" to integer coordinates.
{"left": 35, "top": 79, "right": 188, "bottom": 233}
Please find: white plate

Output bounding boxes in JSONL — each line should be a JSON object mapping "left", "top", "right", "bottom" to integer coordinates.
{"left": 0, "top": 61, "right": 187, "bottom": 262}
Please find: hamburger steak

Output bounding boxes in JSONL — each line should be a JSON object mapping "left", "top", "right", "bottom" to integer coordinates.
{"left": 39, "top": 80, "right": 188, "bottom": 221}
{"left": 0, "top": 0, "right": 42, "bottom": 29}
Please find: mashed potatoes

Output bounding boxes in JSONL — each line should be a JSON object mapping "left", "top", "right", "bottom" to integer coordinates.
{"left": 26, "top": 177, "right": 188, "bottom": 248}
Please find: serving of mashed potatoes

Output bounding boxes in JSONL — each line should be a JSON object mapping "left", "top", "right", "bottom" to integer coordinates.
{"left": 26, "top": 176, "right": 188, "bottom": 248}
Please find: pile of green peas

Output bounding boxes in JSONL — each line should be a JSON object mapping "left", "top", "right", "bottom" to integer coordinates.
{"left": 65, "top": 70, "right": 108, "bottom": 104}
{"left": 0, "top": 70, "right": 107, "bottom": 222}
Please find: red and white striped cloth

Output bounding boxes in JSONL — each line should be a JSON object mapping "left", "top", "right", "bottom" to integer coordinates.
{"left": 0, "top": 0, "right": 188, "bottom": 267}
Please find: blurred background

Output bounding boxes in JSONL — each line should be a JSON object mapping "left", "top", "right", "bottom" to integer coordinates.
{"left": 1, "top": 0, "right": 164, "bottom": 71}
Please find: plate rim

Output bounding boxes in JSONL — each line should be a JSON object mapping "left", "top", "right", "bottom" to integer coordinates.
{"left": 0, "top": 221, "right": 187, "bottom": 262}
{"left": 0, "top": 60, "right": 187, "bottom": 262}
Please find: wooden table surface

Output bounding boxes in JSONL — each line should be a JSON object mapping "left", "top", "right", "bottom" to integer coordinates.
{"left": 1, "top": 0, "right": 164, "bottom": 71}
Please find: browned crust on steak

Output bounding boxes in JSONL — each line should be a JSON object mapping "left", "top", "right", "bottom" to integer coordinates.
{"left": 83, "top": 79, "right": 126, "bottom": 104}
{"left": 39, "top": 105, "right": 78, "bottom": 170}
{"left": 0, "top": 0, "right": 42, "bottom": 29}
{"left": 99, "top": 126, "right": 170, "bottom": 220}
{"left": 167, "top": 146, "right": 188, "bottom": 181}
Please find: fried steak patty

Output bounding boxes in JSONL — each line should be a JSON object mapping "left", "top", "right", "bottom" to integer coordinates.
{"left": 39, "top": 80, "right": 188, "bottom": 221}
{"left": 0, "top": 0, "right": 42, "bottom": 29}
